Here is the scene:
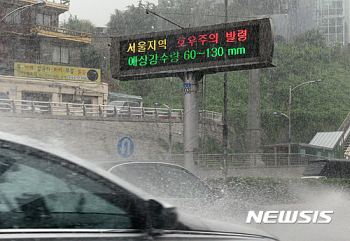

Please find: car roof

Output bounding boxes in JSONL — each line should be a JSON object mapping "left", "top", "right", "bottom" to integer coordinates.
{"left": 108, "top": 161, "right": 190, "bottom": 171}
{"left": 309, "top": 158, "right": 350, "bottom": 163}
{"left": 107, "top": 161, "right": 213, "bottom": 189}
{"left": 0, "top": 131, "right": 156, "bottom": 202}
{"left": 0, "top": 133, "right": 278, "bottom": 239}
{"left": 107, "top": 161, "right": 205, "bottom": 178}
{"left": 109, "top": 101, "right": 138, "bottom": 103}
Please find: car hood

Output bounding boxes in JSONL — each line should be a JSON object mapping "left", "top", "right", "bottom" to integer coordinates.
{"left": 175, "top": 211, "right": 279, "bottom": 240}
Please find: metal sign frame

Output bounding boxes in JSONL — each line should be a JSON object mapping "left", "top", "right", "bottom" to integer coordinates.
{"left": 111, "top": 18, "right": 274, "bottom": 81}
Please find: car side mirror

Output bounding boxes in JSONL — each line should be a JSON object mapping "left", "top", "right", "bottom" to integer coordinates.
{"left": 147, "top": 199, "right": 178, "bottom": 232}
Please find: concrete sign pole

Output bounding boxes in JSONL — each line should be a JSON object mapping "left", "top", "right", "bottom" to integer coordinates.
{"left": 181, "top": 72, "right": 202, "bottom": 173}
{"left": 246, "top": 69, "right": 263, "bottom": 165}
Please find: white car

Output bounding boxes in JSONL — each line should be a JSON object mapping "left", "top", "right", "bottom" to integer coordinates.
{"left": 0, "top": 131, "right": 279, "bottom": 241}
{"left": 106, "top": 101, "right": 141, "bottom": 117}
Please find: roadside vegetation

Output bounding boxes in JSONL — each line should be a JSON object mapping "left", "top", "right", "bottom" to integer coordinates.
{"left": 60, "top": 1, "right": 350, "bottom": 151}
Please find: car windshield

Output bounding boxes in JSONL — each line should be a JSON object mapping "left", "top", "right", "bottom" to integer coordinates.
{"left": 303, "top": 161, "right": 327, "bottom": 176}
{"left": 108, "top": 102, "right": 124, "bottom": 106}
{"left": 0, "top": 147, "right": 133, "bottom": 229}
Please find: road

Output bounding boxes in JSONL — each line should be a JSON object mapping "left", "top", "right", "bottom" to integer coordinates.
{"left": 210, "top": 182, "right": 350, "bottom": 241}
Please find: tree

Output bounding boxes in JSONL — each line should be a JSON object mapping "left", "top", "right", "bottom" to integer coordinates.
{"left": 61, "top": 15, "right": 121, "bottom": 92}
{"left": 293, "top": 29, "right": 326, "bottom": 48}
{"left": 260, "top": 30, "right": 350, "bottom": 143}
{"left": 107, "top": 3, "right": 350, "bottom": 147}
{"left": 60, "top": 15, "right": 96, "bottom": 33}
{"left": 107, "top": 1, "right": 158, "bottom": 36}
{"left": 81, "top": 45, "right": 102, "bottom": 69}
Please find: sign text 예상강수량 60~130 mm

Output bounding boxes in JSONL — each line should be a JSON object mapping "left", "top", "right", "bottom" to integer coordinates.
{"left": 110, "top": 18, "right": 274, "bottom": 81}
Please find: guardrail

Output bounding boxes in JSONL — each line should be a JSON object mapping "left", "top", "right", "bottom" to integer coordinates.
{"left": 22, "top": 0, "right": 70, "bottom": 9}
{"left": 31, "top": 25, "right": 91, "bottom": 43}
{"left": 126, "top": 153, "right": 323, "bottom": 168}
{"left": 0, "top": 99, "right": 222, "bottom": 122}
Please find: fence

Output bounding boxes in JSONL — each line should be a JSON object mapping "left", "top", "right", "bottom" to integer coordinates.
{"left": 0, "top": 99, "right": 222, "bottom": 123}
{"left": 123, "top": 153, "right": 324, "bottom": 168}
{"left": 31, "top": 25, "right": 91, "bottom": 43}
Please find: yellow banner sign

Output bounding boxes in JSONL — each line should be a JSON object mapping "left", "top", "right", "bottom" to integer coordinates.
{"left": 14, "top": 62, "right": 101, "bottom": 82}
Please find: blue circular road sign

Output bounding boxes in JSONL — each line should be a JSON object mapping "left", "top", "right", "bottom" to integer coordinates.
{"left": 117, "top": 136, "right": 134, "bottom": 158}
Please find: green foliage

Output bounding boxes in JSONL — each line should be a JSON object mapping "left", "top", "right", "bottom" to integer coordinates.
{"left": 157, "top": 138, "right": 183, "bottom": 154}
{"left": 107, "top": 0, "right": 250, "bottom": 35}
{"left": 81, "top": 45, "right": 102, "bottom": 69}
{"left": 60, "top": 15, "right": 96, "bottom": 33}
{"left": 157, "top": 137, "right": 169, "bottom": 151}
{"left": 107, "top": 2, "right": 158, "bottom": 36}
{"left": 120, "top": 29, "right": 350, "bottom": 145}
{"left": 293, "top": 29, "right": 326, "bottom": 48}
{"left": 260, "top": 30, "right": 350, "bottom": 142}
{"left": 172, "top": 141, "right": 184, "bottom": 154}
{"left": 107, "top": 4, "right": 350, "bottom": 147}
{"left": 199, "top": 136, "right": 222, "bottom": 154}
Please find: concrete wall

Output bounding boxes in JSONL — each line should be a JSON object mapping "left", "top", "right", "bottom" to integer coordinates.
{"left": 0, "top": 113, "right": 184, "bottom": 163}
{"left": 0, "top": 112, "right": 306, "bottom": 179}
{"left": 0, "top": 75, "right": 108, "bottom": 104}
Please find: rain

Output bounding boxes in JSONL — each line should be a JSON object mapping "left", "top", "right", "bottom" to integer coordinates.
{"left": 1, "top": 0, "right": 350, "bottom": 240}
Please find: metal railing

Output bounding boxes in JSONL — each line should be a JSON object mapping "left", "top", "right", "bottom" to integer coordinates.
{"left": 31, "top": 25, "right": 91, "bottom": 43}
{"left": 0, "top": 99, "right": 222, "bottom": 122}
{"left": 125, "top": 153, "right": 324, "bottom": 168}
{"left": 21, "top": 0, "right": 70, "bottom": 8}
{"left": 38, "top": 0, "right": 70, "bottom": 5}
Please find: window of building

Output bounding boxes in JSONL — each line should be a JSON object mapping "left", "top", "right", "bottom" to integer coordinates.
{"left": 22, "top": 92, "right": 52, "bottom": 102}
{"left": 62, "top": 94, "right": 73, "bottom": 102}
{"left": 11, "top": 42, "right": 25, "bottom": 59}
{"left": 0, "top": 43, "right": 4, "bottom": 54}
{"left": 36, "top": 13, "right": 51, "bottom": 26}
{"left": 36, "top": 13, "right": 43, "bottom": 25}
{"left": 44, "top": 14, "right": 51, "bottom": 26}
{"left": 53, "top": 46, "right": 69, "bottom": 64}
{"left": 5, "top": 7, "right": 21, "bottom": 24}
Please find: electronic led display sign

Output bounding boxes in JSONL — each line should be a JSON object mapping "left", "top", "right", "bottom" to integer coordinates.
{"left": 111, "top": 18, "right": 274, "bottom": 81}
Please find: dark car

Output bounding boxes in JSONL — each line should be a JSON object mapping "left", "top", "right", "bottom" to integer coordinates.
{"left": 0, "top": 131, "right": 279, "bottom": 241}
{"left": 106, "top": 101, "right": 142, "bottom": 117}
{"left": 302, "top": 158, "right": 350, "bottom": 179}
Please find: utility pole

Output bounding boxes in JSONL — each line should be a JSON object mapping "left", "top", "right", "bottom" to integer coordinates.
{"left": 182, "top": 72, "right": 201, "bottom": 172}
{"left": 246, "top": 69, "right": 263, "bottom": 165}
{"left": 169, "top": 77, "right": 173, "bottom": 154}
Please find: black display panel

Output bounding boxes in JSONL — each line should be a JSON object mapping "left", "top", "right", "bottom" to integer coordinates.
{"left": 111, "top": 18, "right": 274, "bottom": 81}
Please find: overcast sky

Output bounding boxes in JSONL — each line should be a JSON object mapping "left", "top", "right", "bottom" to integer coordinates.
{"left": 59, "top": 0, "right": 158, "bottom": 27}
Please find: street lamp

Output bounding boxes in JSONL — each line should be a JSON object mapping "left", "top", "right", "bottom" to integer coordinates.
{"left": 0, "top": 1, "right": 46, "bottom": 23}
{"left": 154, "top": 102, "right": 172, "bottom": 154}
{"left": 145, "top": 8, "right": 184, "bottom": 29}
{"left": 154, "top": 102, "right": 169, "bottom": 109}
{"left": 273, "top": 111, "right": 290, "bottom": 163}
{"left": 273, "top": 111, "right": 289, "bottom": 119}
{"left": 274, "top": 78, "right": 323, "bottom": 165}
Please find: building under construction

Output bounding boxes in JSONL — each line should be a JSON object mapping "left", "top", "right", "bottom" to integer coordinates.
{"left": 0, "top": 0, "right": 92, "bottom": 75}
{"left": 0, "top": 0, "right": 108, "bottom": 105}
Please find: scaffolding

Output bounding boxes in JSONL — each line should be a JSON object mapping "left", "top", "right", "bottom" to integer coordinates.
{"left": 20, "top": 0, "right": 70, "bottom": 10}
{"left": 316, "top": 0, "right": 349, "bottom": 45}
